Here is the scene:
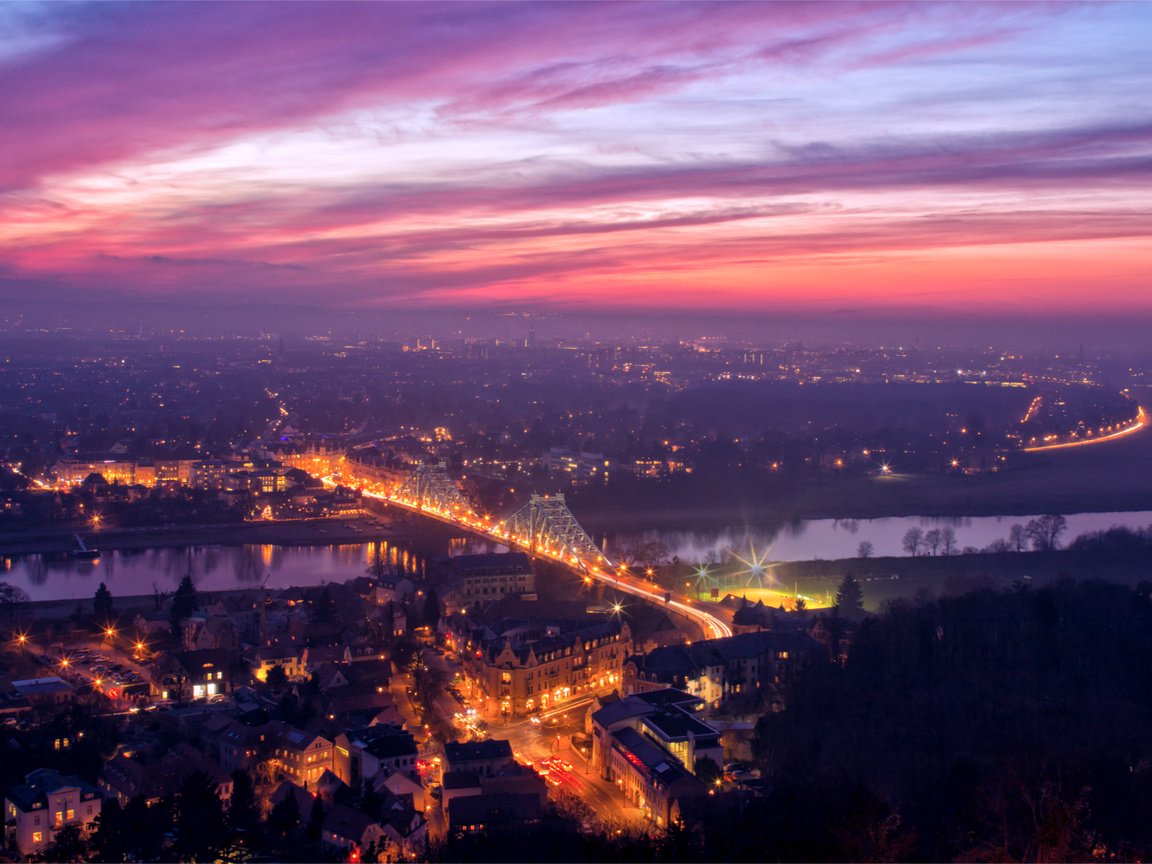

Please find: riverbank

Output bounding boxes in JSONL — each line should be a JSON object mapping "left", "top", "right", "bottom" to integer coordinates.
{"left": 577, "top": 421, "right": 1152, "bottom": 531}
{"left": 0, "top": 515, "right": 393, "bottom": 557}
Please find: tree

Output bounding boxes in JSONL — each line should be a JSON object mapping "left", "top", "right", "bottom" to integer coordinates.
{"left": 267, "top": 789, "right": 300, "bottom": 839}
{"left": 266, "top": 664, "right": 288, "bottom": 688}
{"left": 361, "top": 781, "right": 382, "bottom": 820}
{"left": 228, "top": 769, "right": 259, "bottom": 833}
{"left": 91, "top": 798, "right": 127, "bottom": 862}
{"left": 170, "top": 573, "right": 198, "bottom": 630}
{"left": 794, "top": 597, "right": 808, "bottom": 612}
{"left": 124, "top": 794, "right": 168, "bottom": 861}
{"left": 940, "top": 527, "right": 958, "bottom": 556}
{"left": 835, "top": 574, "right": 865, "bottom": 620}
{"left": 0, "top": 581, "right": 30, "bottom": 625}
{"left": 174, "top": 771, "right": 227, "bottom": 860}
{"left": 93, "top": 582, "right": 114, "bottom": 622}
{"left": 857, "top": 541, "right": 874, "bottom": 559}
{"left": 638, "top": 540, "right": 671, "bottom": 570}
{"left": 423, "top": 585, "right": 441, "bottom": 628}
{"left": 1009, "top": 524, "right": 1028, "bottom": 552}
{"left": 42, "top": 824, "right": 87, "bottom": 862}
{"left": 924, "top": 529, "right": 943, "bottom": 556}
{"left": 1026, "top": 514, "right": 1068, "bottom": 551}
{"left": 695, "top": 755, "right": 723, "bottom": 786}
{"left": 306, "top": 796, "right": 326, "bottom": 843}
{"left": 902, "top": 528, "right": 923, "bottom": 556}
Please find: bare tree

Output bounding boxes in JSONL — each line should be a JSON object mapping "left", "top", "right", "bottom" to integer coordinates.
{"left": 1026, "top": 514, "right": 1068, "bottom": 551}
{"left": 902, "top": 528, "right": 924, "bottom": 556}
{"left": 940, "top": 527, "right": 958, "bottom": 556}
{"left": 857, "top": 541, "right": 874, "bottom": 559}
{"left": 1009, "top": 524, "right": 1027, "bottom": 552}
{"left": 924, "top": 529, "right": 943, "bottom": 556}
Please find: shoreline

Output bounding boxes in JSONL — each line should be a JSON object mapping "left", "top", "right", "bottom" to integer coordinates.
{"left": 0, "top": 516, "right": 397, "bottom": 557}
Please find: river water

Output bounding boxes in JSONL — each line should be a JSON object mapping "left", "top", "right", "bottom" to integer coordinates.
{"left": 602, "top": 510, "right": 1152, "bottom": 566}
{"left": 2, "top": 510, "right": 1150, "bottom": 602}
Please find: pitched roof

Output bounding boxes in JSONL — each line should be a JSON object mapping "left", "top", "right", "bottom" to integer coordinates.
{"left": 447, "top": 792, "right": 542, "bottom": 826}
{"left": 443, "top": 739, "right": 512, "bottom": 764}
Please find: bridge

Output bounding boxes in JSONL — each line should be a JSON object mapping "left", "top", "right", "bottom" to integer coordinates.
{"left": 326, "top": 462, "right": 732, "bottom": 639}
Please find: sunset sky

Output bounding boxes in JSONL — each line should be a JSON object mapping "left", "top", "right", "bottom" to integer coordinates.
{"left": 2, "top": 1, "right": 1150, "bottom": 317}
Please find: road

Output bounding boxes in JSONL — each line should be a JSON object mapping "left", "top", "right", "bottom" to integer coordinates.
{"left": 417, "top": 648, "right": 646, "bottom": 831}
{"left": 1023, "top": 405, "right": 1147, "bottom": 452}
{"left": 319, "top": 471, "right": 731, "bottom": 829}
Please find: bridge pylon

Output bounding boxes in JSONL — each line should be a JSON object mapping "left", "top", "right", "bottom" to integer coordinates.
{"left": 395, "top": 462, "right": 478, "bottom": 520}
{"left": 499, "top": 493, "right": 607, "bottom": 570}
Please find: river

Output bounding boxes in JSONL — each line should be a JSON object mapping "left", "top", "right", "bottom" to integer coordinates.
{"left": 601, "top": 509, "right": 1152, "bottom": 566}
{"left": 2, "top": 510, "right": 1149, "bottom": 603}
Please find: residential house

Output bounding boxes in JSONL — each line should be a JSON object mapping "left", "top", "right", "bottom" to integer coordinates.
{"left": 4, "top": 770, "right": 101, "bottom": 856}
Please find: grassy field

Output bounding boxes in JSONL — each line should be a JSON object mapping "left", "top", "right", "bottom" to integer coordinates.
{"left": 736, "top": 547, "right": 1152, "bottom": 613}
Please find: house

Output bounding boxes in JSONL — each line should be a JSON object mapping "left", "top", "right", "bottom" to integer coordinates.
{"left": 268, "top": 722, "right": 333, "bottom": 790}
{"left": 271, "top": 781, "right": 425, "bottom": 860}
{"left": 623, "top": 630, "right": 819, "bottom": 710}
{"left": 441, "top": 762, "right": 546, "bottom": 817}
{"left": 442, "top": 740, "right": 513, "bottom": 777}
{"left": 252, "top": 643, "right": 307, "bottom": 682}
{"left": 98, "top": 743, "right": 233, "bottom": 807}
{"left": 217, "top": 720, "right": 270, "bottom": 773}
{"left": 333, "top": 725, "right": 419, "bottom": 789}
{"left": 446, "top": 791, "right": 543, "bottom": 836}
{"left": 11, "top": 677, "right": 75, "bottom": 708}
{"left": 4, "top": 769, "right": 101, "bottom": 856}
{"left": 437, "top": 552, "right": 536, "bottom": 610}
{"left": 161, "top": 649, "right": 238, "bottom": 701}
{"left": 371, "top": 766, "right": 426, "bottom": 813}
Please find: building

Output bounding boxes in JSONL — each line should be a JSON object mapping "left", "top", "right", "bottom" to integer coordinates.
{"left": 251, "top": 643, "right": 307, "bottom": 682}
{"left": 269, "top": 723, "right": 333, "bottom": 790}
{"left": 54, "top": 459, "right": 139, "bottom": 487}
{"left": 442, "top": 740, "right": 514, "bottom": 777}
{"left": 160, "top": 649, "right": 237, "bottom": 701}
{"left": 438, "top": 552, "right": 536, "bottom": 610}
{"left": 542, "top": 448, "right": 614, "bottom": 482}
{"left": 11, "top": 677, "right": 75, "bottom": 709}
{"left": 445, "top": 615, "right": 629, "bottom": 719}
{"left": 5, "top": 769, "right": 101, "bottom": 856}
{"left": 623, "top": 630, "right": 819, "bottom": 710}
{"left": 333, "top": 725, "right": 419, "bottom": 789}
{"left": 607, "top": 727, "right": 705, "bottom": 826}
{"left": 590, "top": 689, "right": 723, "bottom": 825}
{"left": 98, "top": 744, "right": 233, "bottom": 808}
{"left": 446, "top": 791, "right": 543, "bottom": 837}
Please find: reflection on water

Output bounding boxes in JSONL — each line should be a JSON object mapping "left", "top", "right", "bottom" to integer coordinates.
{"left": 6, "top": 509, "right": 1149, "bottom": 602}
{"left": 604, "top": 510, "right": 1152, "bottom": 565}
{"left": 0, "top": 536, "right": 455, "bottom": 602}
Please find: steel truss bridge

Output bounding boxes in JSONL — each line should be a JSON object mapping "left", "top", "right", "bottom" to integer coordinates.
{"left": 328, "top": 462, "right": 731, "bottom": 639}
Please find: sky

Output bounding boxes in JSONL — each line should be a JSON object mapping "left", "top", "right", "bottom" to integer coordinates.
{"left": 1, "top": 1, "right": 1150, "bottom": 321}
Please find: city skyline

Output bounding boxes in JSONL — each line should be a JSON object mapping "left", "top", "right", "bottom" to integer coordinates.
{"left": 2, "top": 1, "right": 1150, "bottom": 318}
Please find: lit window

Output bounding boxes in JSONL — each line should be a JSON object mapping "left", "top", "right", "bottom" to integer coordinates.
{"left": 67, "top": 808, "right": 75, "bottom": 821}
{"left": 32, "top": 832, "right": 42, "bottom": 844}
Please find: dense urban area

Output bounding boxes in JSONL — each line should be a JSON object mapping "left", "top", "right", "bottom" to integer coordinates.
{"left": 0, "top": 326, "right": 1150, "bottom": 861}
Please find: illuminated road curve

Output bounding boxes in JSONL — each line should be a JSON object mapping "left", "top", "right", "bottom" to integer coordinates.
{"left": 322, "top": 477, "right": 733, "bottom": 639}
{"left": 1023, "top": 406, "right": 1147, "bottom": 453}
